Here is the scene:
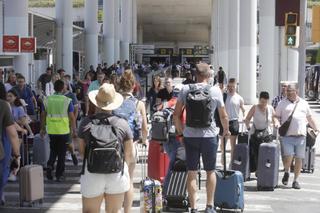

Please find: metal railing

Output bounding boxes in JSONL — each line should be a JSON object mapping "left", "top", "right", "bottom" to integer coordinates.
{"left": 29, "top": 0, "right": 84, "bottom": 8}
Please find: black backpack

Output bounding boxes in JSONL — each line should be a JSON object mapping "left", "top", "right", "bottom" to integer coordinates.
{"left": 186, "top": 84, "right": 213, "bottom": 128}
{"left": 81, "top": 115, "right": 124, "bottom": 175}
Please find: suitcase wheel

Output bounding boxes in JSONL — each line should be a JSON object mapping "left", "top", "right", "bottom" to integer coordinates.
{"left": 311, "top": 169, "right": 314, "bottom": 173}
{"left": 182, "top": 199, "right": 189, "bottom": 207}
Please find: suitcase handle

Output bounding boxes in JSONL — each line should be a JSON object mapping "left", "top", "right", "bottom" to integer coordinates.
{"left": 237, "top": 183, "right": 241, "bottom": 196}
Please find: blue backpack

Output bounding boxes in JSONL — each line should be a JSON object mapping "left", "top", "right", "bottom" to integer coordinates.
{"left": 113, "top": 96, "right": 142, "bottom": 141}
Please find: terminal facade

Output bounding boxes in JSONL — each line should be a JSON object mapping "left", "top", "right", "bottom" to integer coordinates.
{"left": 0, "top": 0, "right": 317, "bottom": 103}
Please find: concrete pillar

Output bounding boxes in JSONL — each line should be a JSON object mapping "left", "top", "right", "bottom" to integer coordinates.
{"left": 132, "top": 0, "right": 137, "bottom": 43}
{"left": 137, "top": 25, "right": 143, "bottom": 63}
{"left": 85, "top": 0, "right": 98, "bottom": 70}
{"left": 56, "top": 0, "right": 73, "bottom": 77}
{"left": 4, "top": 0, "right": 29, "bottom": 82}
{"left": 239, "top": 0, "right": 257, "bottom": 104}
{"left": 0, "top": 1, "right": 3, "bottom": 53}
{"left": 103, "top": 0, "right": 115, "bottom": 66}
{"left": 210, "top": 0, "right": 215, "bottom": 67}
{"left": 228, "top": 0, "right": 240, "bottom": 80}
{"left": 218, "top": 0, "right": 229, "bottom": 74}
{"left": 114, "top": 0, "right": 120, "bottom": 62}
{"left": 259, "top": 0, "right": 280, "bottom": 98}
{"left": 120, "top": 0, "right": 131, "bottom": 62}
{"left": 280, "top": 27, "right": 299, "bottom": 82}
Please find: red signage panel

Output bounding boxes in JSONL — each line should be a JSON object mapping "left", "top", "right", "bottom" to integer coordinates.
{"left": 3, "top": 35, "right": 19, "bottom": 52}
{"left": 20, "top": 37, "right": 36, "bottom": 53}
{"left": 275, "top": 0, "right": 300, "bottom": 26}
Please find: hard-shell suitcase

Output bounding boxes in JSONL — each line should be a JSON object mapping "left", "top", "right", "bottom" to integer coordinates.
{"left": 232, "top": 125, "right": 250, "bottom": 181}
{"left": 32, "top": 134, "right": 50, "bottom": 169}
{"left": 215, "top": 138, "right": 244, "bottom": 212}
{"left": 140, "top": 144, "right": 163, "bottom": 213}
{"left": 147, "top": 141, "right": 170, "bottom": 183}
{"left": 19, "top": 164, "right": 44, "bottom": 207}
{"left": 232, "top": 143, "right": 250, "bottom": 181}
{"left": 164, "top": 171, "right": 189, "bottom": 212}
{"left": 257, "top": 142, "right": 279, "bottom": 191}
{"left": 302, "top": 146, "right": 315, "bottom": 173}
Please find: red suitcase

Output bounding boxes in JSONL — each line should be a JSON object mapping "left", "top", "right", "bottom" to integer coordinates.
{"left": 147, "top": 141, "right": 170, "bottom": 184}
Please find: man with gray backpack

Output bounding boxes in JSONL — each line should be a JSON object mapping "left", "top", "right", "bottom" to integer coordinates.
{"left": 173, "top": 63, "right": 230, "bottom": 213}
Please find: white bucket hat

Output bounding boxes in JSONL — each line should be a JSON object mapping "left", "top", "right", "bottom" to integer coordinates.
{"left": 88, "top": 83, "right": 123, "bottom": 111}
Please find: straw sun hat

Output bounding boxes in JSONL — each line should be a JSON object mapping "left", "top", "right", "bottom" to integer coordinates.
{"left": 88, "top": 83, "right": 123, "bottom": 111}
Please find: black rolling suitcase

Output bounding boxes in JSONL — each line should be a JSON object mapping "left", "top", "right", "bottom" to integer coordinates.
{"left": 232, "top": 124, "right": 250, "bottom": 181}
{"left": 302, "top": 146, "right": 315, "bottom": 173}
{"left": 163, "top": 160, "right": 189, "bottom": 212}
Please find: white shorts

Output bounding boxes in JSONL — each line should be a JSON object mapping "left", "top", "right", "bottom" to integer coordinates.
{"left": 80, "top": 163, "right": 130, "bottom": 198}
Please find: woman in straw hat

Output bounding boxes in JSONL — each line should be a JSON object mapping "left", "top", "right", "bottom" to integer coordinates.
{"left": 78, "top": 83, "right": 135, "bottom": 213}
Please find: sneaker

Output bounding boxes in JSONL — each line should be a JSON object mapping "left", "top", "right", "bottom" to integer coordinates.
{"left": 205, "top": 205, "right": 216, "bottom": 213}
{"left": 71, "top": 154, "right": 78, "bottom": 166}
{"left": 0, "top": 194, "right": 5, "bottom": 206}
{"left": 66, "top": 153, "right": 72, "bottom": 161}
{"left": 46, "top": 168, "right": 53, "bottom": 180}
{"left": 7, "top": 172, "right": 17, "bottom": 182}
{"left": 292, "top": 181, "right": 301, "bottom": 189}
{"left": 282, "top": 172, "right": 289, "bottom": 185}
{"left": 27, "top": 134, "right": 34, "bottom": 139}
{"left": 56, "top": 176, "right": 65, "bottom": 182}
{"left": 190, "top": 209, "right": 198, "bottom": 213}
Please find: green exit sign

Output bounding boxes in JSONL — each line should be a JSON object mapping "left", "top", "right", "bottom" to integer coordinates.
{"left": 285, "top": 35, "right": 296, "bottom": 46}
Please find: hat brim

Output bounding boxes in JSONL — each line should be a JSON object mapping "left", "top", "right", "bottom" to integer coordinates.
{"left": 88, "top": 90, "right": 124, "bottom": 111}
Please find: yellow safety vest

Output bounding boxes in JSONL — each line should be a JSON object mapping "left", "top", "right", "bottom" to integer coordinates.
{"left": 44, "top": 94, "right": 71, "bottom": 135}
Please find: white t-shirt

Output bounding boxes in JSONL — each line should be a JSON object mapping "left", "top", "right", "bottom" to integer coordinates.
{"left": 45, "top": 82, "right": 55, "bottom": 96}
{"left": 225, "top": 93, "right": 244, "bottom": 121}
{"left": 275, "top": 98, "right": 311, "bottom": 136}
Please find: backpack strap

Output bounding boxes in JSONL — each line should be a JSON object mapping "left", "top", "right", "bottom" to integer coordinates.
{"left": 189, "top": 84, "right": 197, "bottom": 91}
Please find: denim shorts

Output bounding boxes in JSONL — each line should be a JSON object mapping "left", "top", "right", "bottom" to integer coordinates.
{"left": 281, "top": 136, "right": 306, "bottom": 159}
{"left": 184, "top": 137, "right": 218, "bottom": 171}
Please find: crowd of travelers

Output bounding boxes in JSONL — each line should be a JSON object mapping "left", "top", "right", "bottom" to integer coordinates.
{"left": 0, "top": 59, "right": 318, "bottom": 213}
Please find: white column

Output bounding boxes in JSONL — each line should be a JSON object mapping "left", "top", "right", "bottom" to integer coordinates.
{"left": 56, "top": 0, "right": 73, "bottom": 77}
{"left": 137, "top": 25, "right": 143, "bottom": 63}
{"left": 218, "top": 0, "right": 229, "bottom": 74}
{"left": 0, "top": 1, "right": 3, "bottom": 52}
{"left": 239, "top": 0, "right": 257, "bottom": 104}
{"left": 114, "top": 0, "right": 120, "bottom": 62}
{"left": 85, "top": 0, "right": 98, "bottom": 70}
{"left": 280, "top": 27, "right": 299, "bottom": 82}
{"left": 259, "top": 0, "right": 280, "bottom": 98}
{"left": 120, "top": 0, "right": 130, "bottom": 62}
{"left": 4, "top": 0, "right": 29, "bottom": 82}
{"left": 228, "top": 0, "right": 240, "bottom": 79}
{"left": 132, "top": 0, "right": 137, "bottom": 43}
{"left": 103, "top": 0, "right": 115, "bottom": 66}
{"left": 210, "top": 0, "right": 215, "bottom": 67}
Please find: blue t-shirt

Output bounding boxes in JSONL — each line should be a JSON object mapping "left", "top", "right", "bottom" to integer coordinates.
{"left": 65, "top": 92, "right": 78, "bottom": 106}
{"left": 11, "top": 106, "right": 26, "bottom": 122}
{"left": 13, "top": 86, "right": 35, "bottom": 115}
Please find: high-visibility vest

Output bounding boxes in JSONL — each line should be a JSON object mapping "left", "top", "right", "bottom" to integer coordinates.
{"left": 44, "top": 94, "right": 71, "bottom": 135}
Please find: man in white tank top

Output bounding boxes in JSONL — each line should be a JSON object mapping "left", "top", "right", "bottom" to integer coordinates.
{"left": 220, "top": 78, "right": 245, "bottom": 166}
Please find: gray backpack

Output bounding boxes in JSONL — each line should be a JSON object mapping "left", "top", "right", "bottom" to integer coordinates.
{"left": 151, "top": 108, "right": 174, "bottom": 141}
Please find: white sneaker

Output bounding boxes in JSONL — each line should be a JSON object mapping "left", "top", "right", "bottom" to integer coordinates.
{"left": 8, "top": 172, "right": 17, "bottom": 182}
{"left": 66, "top": 153, "right": 72, "bottom": 161}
